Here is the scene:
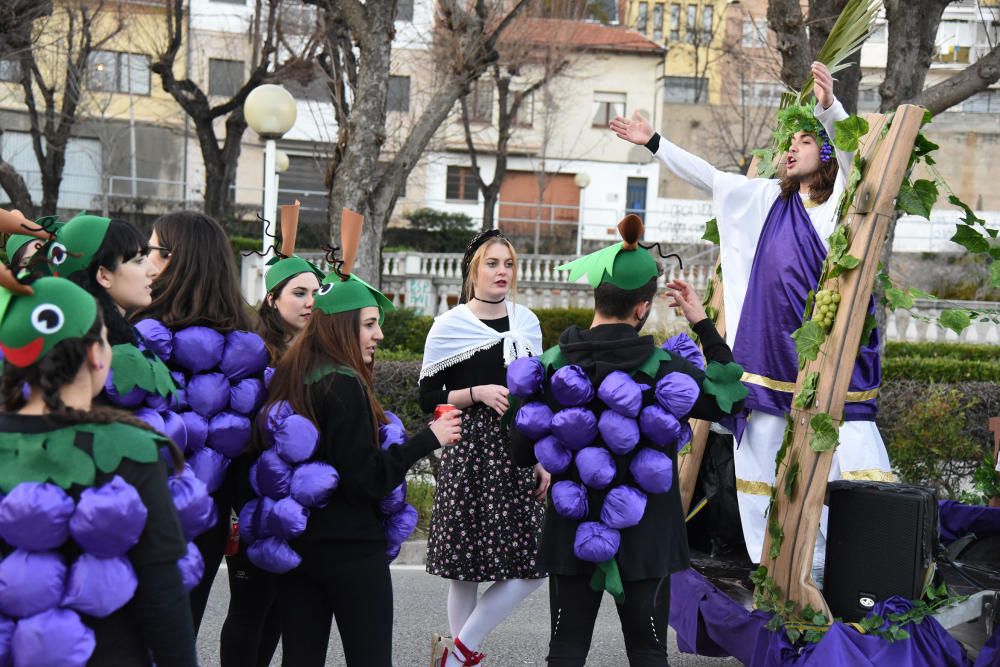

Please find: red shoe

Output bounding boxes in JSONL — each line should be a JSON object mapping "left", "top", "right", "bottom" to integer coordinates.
{"left": 451, "top": 637, "right": 485, "bottom": 666}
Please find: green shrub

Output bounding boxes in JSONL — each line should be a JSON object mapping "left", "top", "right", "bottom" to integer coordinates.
{"left": 880, "top": 385, "right": 985, "bottom": 499}
{"left": 882, "top": 357, "right": 1000, "bottom": 383}
{"left": 230, "top": 235, "right": 261, "bottom": 253}
{"left": 380, "top": 308, "right": 434, "bottom": 354}
{"left": 405, "top": 477, "right": 436, "bottom": 538}
{"left": 535, "top": 308, "right": 593, "bottom": 348}
{"left": 885, "top": 342, "right": 1000, "bottom": 363}
{"left": 383, "top": 208, "right": 478, "bottom": 253}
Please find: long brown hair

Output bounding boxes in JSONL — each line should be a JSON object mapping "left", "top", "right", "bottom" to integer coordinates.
{"left": 260, "top": 308, "right": 386, "bottom": 450}
{"left": 132, "top": 211, "right": 251, "bottom": 332}
{"left": 256, "top": 275, "right": 300, "bottom": 364}
{"left": 778, "top": 139, "right": 839, "bottom": 205}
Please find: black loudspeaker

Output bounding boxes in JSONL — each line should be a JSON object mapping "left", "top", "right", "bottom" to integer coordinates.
{"left": 823, "top": 481, "right": 938, "bottom": 621}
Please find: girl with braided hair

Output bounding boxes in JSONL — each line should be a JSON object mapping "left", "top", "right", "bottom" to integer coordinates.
{"left": 0, "top": 274, "right": 196, "bottom": 666}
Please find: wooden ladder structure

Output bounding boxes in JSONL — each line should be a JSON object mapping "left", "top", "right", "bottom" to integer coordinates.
{"left": 677, "top": 104, "right": 926, "bottom": 617}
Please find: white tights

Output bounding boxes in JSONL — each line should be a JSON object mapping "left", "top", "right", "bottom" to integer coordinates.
{"left": 444, "top": 578, "right": 544, "bottom": 666}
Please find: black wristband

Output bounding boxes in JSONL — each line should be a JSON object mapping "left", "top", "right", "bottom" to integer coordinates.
{"left": 644, "top": 132, "right": 661, "bottom": 154}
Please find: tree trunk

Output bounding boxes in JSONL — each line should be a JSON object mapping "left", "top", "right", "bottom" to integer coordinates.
{"left": 0, "top": 157, "right": 34, "bottom": 216}
{"left": 879, "top": 0, "right": 950, "bottom": 111}
{"left": 768, "top": 0, "right": 810, "bottom": 91}
{"left": 808, "top": 0, "right": 862, "bottom": 113}
{"left": 325, "top": 3, "right": 393, "bottom": 283}
{"left": 914, "top": 42, "right": 1000, "bottom": 115}
{"left": 482, "top": 183, "right": 501, "bottom": 231}
{"left": 39, "top": 151, "right": 66, "bottom": 216}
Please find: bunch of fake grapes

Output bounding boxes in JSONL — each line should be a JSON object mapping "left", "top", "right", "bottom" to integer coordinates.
{"left": 813, "top": 288, "right": 841, "bottom": 330}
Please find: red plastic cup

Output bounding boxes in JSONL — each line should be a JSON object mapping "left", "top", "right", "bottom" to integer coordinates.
{"left": 435, "top": 404, "right": 457, "bottom": 420}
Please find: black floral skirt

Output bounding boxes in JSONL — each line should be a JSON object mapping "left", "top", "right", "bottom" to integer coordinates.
{"left": 426, "top": 404, "right": 546, "bottom": 581}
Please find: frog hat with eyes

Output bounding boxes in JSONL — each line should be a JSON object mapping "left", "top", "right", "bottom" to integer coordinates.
{"left": 0, "top": 277, "right": 98, "bottom": 368}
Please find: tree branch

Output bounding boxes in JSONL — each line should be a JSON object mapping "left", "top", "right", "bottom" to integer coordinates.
{"left": 913, "top": 42, "right": 1000, "bottom": 114}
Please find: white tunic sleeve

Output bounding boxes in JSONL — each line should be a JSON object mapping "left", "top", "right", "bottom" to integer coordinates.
{"left": 651, "top": 136, "right": 747, "bottom": 196}
{"left": 814, "top": 98, "right": 853, "bottom": 188}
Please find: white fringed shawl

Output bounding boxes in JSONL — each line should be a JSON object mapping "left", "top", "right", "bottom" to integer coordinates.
{"left": 419, "top": 302, "right": 543, "bottom": 381}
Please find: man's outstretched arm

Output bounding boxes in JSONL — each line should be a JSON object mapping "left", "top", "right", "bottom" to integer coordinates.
{"left": 610, "top": 111, "right": 728, "bottom": 194}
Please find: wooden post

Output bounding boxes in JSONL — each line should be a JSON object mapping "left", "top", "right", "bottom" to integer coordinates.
{"left": 989, "top": 416, "right": 1000, "bottom": 508}
{"left": 679, "top": 261, "right": 726, "bottom": 514}
{"left": 758, "top": 105, "right": 925, "bottom": 617}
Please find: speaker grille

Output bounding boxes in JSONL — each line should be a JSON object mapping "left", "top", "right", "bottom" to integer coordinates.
{"left": 823, "top": 481, "right": 937, "bottom": 621}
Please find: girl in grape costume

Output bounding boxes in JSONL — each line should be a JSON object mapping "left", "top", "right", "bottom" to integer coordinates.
{"left": 255, "top": 209, "right": 463, "bottom": 667}
{"left": 219, "top": 200, "right": 325, "bottom": 667}
{"left": 508, "top": 216, "right": 748, "bottom": 666}
{"left": 38, "top": 214, "right": 217, "bottom": 592}
{"left": 0, "top": 275, "right": 196, "bottom": 666}
{"left": 132, "top": 211, "right": 270, "bottom": 633}
{"left": 420, "top": 230, "right": 546, "bottom": 667}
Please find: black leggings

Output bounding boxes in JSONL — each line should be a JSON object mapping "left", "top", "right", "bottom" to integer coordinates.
{"left": 188, "top": 500, "right": 230, "bottom": 631}
{"left": 547, "top": 573, "right": 671, "bottom": 667}
{"left": 277, "top": 543, "right": 393, "bottom": 667}
{"left": 220, "top": 546, "right": 280, "bottom": 667}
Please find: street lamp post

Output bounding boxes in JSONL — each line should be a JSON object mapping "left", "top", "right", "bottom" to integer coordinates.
{"left": 244, "top": 84, "right": 297, "bottom": 273}
{"left": 574, "top": 172, "right": 591, "bottom": 256}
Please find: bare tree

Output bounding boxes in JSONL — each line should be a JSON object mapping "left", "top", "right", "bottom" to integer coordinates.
{"left": 151, "top": 0, "right": 308, "bottom": 221}
{"left": 0, "top": 1, "right": 124, "bottom": 216}
{"left": 766, "top": 0, "right": 1000, "bottom": 115}
{"left": 458, "top": 14, "right": 581, "bottom": 232}
{"left": 313, "top": 0, "right": 533, "bottom": 284}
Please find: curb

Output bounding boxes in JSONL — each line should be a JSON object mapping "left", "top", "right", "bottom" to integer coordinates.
{"left": 396, "top": 539, "right": 428, "bottom": 565}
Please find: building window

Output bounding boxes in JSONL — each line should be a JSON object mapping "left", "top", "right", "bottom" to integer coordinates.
{"left": 592, "top": 91, "right": 626, "bottom": 127}
{"left": 741, "top": 80, "right": 784, "bottom": 107}
{"left": 0, "top": 59, "right": 21, "bottom": 82}
{"left": 962, "top": 90, "right": 999, "bottom": 113}
{"left": 857, "top": 86, "right": 880, "bottom": 112}
{"left": 512, "top": 91, "right": 533, "bottom": 127}
{"left": 208, "top": 58, "right": 244, "bottom": 97}
{"left": 636, "top": 2, "right": 648, "bottom": 34}
{"left": 669, "top": 4, "right": 681, "bottom": 41}
{"left": 664, "top": 76, "right": 704, "bottom": 104}
{"left": 395, "top": 0, "right": 414, "bottom": 21}
{"left": 467, "top": 80, "right": 492, "bottom": 123}
{"left": 446, "top": 166, "right": 478, "bottom": 201}
{"left": 87, "top": 51, "right": 151, "bottom": 94}
{"left": 741, "top": 18, "right": 768, "bottom": 48}
{"left": 685, "top": 4, "right": 697, "bottom": 44}
{"left": 388, "top": 75, "right": 410, "bottom": 112}
{"left": 652, "top": 4, "right": 664, "bottom": 41}
{"left": 701, "top": 4, "right": 713, "bottom": 42}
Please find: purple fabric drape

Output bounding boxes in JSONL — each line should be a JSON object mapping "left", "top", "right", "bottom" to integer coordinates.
{"left": 730, "top": 194, "right": 881, "bottom": 427}
{"left": 939, "top": 500, "right": 1000, "bottom": 544}
{"left": 670, "top": 568, "right": 973, "bottom": 666}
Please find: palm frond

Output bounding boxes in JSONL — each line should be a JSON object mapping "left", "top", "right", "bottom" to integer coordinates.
{"left": 798, "top": 0, "right": 883, "bottom": 103}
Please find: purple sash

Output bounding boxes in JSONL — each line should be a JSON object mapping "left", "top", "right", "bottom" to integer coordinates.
{"left": 731, "top": 194, "right": 880, "bottom": 424}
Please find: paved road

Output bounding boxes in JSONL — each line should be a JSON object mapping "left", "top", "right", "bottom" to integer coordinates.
{"left": 197, "top": 563, "right": 740, "bottom": 666}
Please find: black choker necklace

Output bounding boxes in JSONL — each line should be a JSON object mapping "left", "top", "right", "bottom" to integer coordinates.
{"left": 473, "top": 296, "right": 506, "bottom": 304}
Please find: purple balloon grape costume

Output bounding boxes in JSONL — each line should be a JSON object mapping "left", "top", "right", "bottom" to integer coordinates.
{"left": 0, "top": 278, "right": 189, "bottom": 666}
{"left": 243, "top": 399, "right": 417, "bottom": 573}
{"left": 40, "top": 213, "right": 219, "bottom": 590}
{"left": 508, "top": 216, "right": 747, "bottom": 604}
{"left": 239, "top": 252, "right": 418, "bottom": 572}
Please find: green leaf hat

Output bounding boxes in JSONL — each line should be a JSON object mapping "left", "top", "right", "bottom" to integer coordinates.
{"left": 0, "top": 276, "right": 98, "bottom": 367}
{"left": 5, "top": 216, "right": 63, "bottom": 262}
{"left": 263, "top": 200, "right": 325, "bottom": 293}
{"left": 556, "top": 214, "right": 659, "bottom": 290}
{"left": 45, "top": 213, "right": 112, "bottom": 278}
{"left": 772, "top": 103, "right": 831, "bottom": 154}
{"left": 312, "top": 208, "right": 395, "bottom": 323}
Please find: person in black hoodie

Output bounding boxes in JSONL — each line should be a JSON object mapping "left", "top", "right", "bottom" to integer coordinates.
{"left": 508, "top": 215, "right": 747, "bottom": 666}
